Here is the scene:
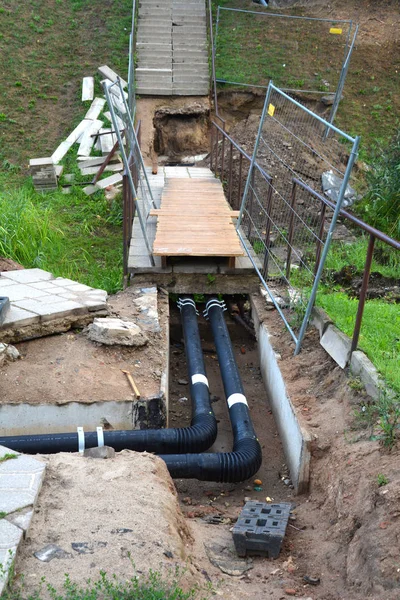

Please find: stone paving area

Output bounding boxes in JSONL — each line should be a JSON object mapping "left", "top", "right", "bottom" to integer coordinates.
{"left": 0, "top": 269, "right": 108, "bottom": 343}
{"left": 0, "top": 445, "right": 46, "bottom": 595}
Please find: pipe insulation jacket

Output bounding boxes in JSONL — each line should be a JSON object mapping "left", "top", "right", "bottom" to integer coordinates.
{"left": 160, "top": 298, "right": 262, "bottom": 482}
{"left": 0, "top": 298, "right": 217, "bottom": 455}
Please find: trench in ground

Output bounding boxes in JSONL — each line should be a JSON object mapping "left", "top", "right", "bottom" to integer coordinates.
{"left": 168, "top": 300, "right": 294, "bottom": 510}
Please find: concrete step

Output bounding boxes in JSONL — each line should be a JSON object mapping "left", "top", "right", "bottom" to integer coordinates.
{"left": 138, "top": 60, "right": 173, "bottom": 68}
{"left": 173, "top": 63, "right": 209, "bottom": 71}
{"left": 136, "top": 87, "right": 173, "bottom": 95}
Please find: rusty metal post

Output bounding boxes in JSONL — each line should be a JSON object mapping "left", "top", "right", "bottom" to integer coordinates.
{"left": 262, "top": 179, "right": 273, "bottom": 278}
{"left": 237, "top": 153, "right": 243, "bottom": 211}
{"left": 228, "top": 142, "right": 233, "bottom": 206}
{"left": 215, "top": 127, "right": 219, "bottom": 178}
{"left": 314, "top": 201, "right": 327, "bottom": 275}
{"left": 350, "top": 233, "right": 376, "bottom": 354}
{"left": 247, "top": 167, "right": 255, "bottom": 238}
{"left": 122, "top": 173, "right": 129, "bottom": 281}
{"left": 285, "top": 181, "right": 297, "bottom": 280}
{"left": 221, "top": 130, "right": 225, "bottom": 183}
{"left": 210, "top": 124, "right": 215, "bottom": 172}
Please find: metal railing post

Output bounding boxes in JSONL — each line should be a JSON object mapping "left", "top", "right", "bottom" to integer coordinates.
{"left": 294, "top": 135, "right": 360, "bottom": 355}
{"left": 350, "top": 233, "right": 375, "bottom": 354}
{"left": 237, "top": 82, "right": 273, "bottom": 228}
{"left": 285, "top": 181, "right": 297, "bottom": 280}
{"left": 262, "top": 179, "right": 273, "bottom": 278}
{"left": 103, "top": 81, "right": 155, "bottom": 266}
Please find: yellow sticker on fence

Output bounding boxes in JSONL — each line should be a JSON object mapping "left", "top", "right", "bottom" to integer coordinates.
{"left": 329, "top": 27, "right": 343, "bottom": 34}
{"left": 268, "top": 103, "right": 275, "bottom": 117}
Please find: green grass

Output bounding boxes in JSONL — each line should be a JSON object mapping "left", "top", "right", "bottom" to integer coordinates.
{"left": 0, "top": 453, "right": 17, "bottom": 463}
{"left": 1, "top": 569, "right": 209, "bottom": 600}
{"left": 0, "top": 0, "right": 132, "bottom": 166}
{"left": 317, "top": 292, "right": 400, "bottom": 394}
{"left": 0, "top": 0, "right": 131, "bottom": 292}
{"left": 324, "top": 237, "right": 400, "bottom": 280}
{"left": 0, "top": 171, "right": 123, "bottom": 293}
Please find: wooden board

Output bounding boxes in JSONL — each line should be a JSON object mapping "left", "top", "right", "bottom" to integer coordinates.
{"left": 82, "top": 76, "right": 94, "bottom": 101}
{"left": 152, "top": 178, "right": 243, "bottom": 260}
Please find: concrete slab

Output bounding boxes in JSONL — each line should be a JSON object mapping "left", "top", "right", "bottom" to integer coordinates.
{"left": 320, "top": 324, "right": 352, "bottom": 369}
{"left": 0, "top": 446, "right": 46, "bottom": 596}
{"left": 350, "top": 350, "right": 380, "bottom": 399}
{"left": 0, "top": 269, "right": 108, "bottom": 343}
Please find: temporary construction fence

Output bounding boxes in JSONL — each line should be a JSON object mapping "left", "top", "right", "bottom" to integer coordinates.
{"left": 214, "top": 7, "right": 358, "bottom": 124}
{"left": 103, "top": 78, "right": 156, "bottom": 275}
{"left": 237, "top": 82, "right": 360, "bottom": 353}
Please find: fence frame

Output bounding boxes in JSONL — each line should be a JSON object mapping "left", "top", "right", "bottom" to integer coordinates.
{"left": 214, "top": 6, "right": 358, "bottom": 126}
{"left": 237, "top": 82, "right": 360, "bottom": 353}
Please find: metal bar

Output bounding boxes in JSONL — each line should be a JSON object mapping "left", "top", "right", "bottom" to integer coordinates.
{"left": 294, "top": 135, "right": 361, "bottom": 355}
{"left": 218, "top": 6, "right": 352, "bottom": 24}
{"left": 350, "top": 233, "right": 376, "bottom": 354}
{"left": 211, "top": 121, "right": 252, "bottom": 161}
{"left": 215, "top": 127, "right": 219, "bottom": 178}
{"left": 328, "top": 24, "right": 359, "bottom": 128}
{"left": 228, "top": 142, "right": 233, "bottom": 206}
{"left": 285, "top": 181, "right": 297, "bottom": 280}
{"left": 210, "top": 124, "right": 214, "bottom": 172}
{"left": 270, "top": 83, "right": 355, "bottom": 142}
{"left": 237, "top": 228, "right": 298, "bottom": 344}
{"left": 292, "top": 178, "right": 400, "bottom": 250}
{"left": 262, "top": 180, "right": 273, "bottom": 278}
{"left": 91, "top": 138, "right": 120, "bottom": 185}
{"left": 117, "top": 78, "right": 156, "bottom": 209}
{"left": 103, "top": 81, "right": 155, "bottom": 266}
{"left": 247, "top": 168, "right": 255, "bottom": 238}
{"left": 237, "top": 153, "right": 243, "bottom": 211}
{"left": 314, "top": 200, "right": 327, "bottom": 275}
{"left": 237, "top": 82, "right": 273, "bottom": 228}
{"left": 221, "top": 130, "right": 225, "bottom": 182}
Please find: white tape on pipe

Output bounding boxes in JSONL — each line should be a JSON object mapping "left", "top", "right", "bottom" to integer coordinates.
{"left": 227, "top": 393, "right": 248, "bottom": 408}
{"left": 97, "top": 427, "right": 104, "bottom": 447}
{"left": 77, "top": 427, "right": 85, "bottom": 453}
{"left": 191, "top": 374, "right": 209, "bottom": 387}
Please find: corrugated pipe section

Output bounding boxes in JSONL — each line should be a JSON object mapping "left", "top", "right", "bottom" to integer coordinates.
{"left": 161, "top": 298, "right": 262, "bottom": 482}
{"left": 0, "top": 298, "right": 217, "bottom": 455}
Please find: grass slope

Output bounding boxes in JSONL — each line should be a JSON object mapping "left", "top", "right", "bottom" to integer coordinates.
{"left": 0, "top": 0, "right": 132, "bottom": 292}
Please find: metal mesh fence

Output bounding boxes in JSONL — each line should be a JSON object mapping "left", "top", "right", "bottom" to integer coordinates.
{"left": 215, "top": 8, "right": 357, "bottom": 102}
{"left": 237, "top": 83, "right": 359, "bottom": 351}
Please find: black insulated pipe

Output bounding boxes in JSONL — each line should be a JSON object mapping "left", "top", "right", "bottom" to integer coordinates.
{"left": 160, "top": 298, "right": 262, "bottom": 482}
{"left": 0, "top": 298, "right": 217, "bottom": 455}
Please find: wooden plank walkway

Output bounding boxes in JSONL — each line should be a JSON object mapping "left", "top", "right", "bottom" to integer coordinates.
{"left": 152, "top": 178, "right": 244, "bottom": 267}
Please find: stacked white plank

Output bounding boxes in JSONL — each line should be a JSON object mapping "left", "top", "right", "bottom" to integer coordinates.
{"left": 51, "top": 98, "right": 106, "bottom": 164}
{"left": 29, "top": 158, "right": 58, "bottom": 192}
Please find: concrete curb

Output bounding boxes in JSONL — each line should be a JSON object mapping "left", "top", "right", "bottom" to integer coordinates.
{"left": 250, "top": 294, "right": 312, "bottom": 494}
{"left": 312, "top": 307, "right": 384, "bottom": 400}
{"left": 0, "top": 446, "right": 46, "bottom": 595}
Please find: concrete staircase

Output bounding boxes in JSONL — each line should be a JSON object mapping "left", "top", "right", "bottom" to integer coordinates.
{"left": 135, "top": 0, "right": 209, "bottom": 96}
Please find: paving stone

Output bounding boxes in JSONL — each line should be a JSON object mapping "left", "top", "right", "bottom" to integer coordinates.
{"left": 0, "top": 269, "right": 54, "bottom": 284}
{"left": 0, "top": 284, "right": 47, "bottom": 302}
{"left": 13, "top": 298, "right": 87, "bottom": 321}
{"left": 5, "top": 507, "right": 34, "bottom": 536}
{"left": 1, "top": 306, "right": 40, "bottom": 328}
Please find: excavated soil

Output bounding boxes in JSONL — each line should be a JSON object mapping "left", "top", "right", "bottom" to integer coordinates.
{"left": 0, "top": 286, "right": 168, "bottom": 406}
{"left": 13, "top": 452, "right": 197, "bottom": 599}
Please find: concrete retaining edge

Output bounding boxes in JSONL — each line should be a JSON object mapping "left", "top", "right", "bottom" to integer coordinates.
{"left": 250, "top": 293, "right": 312, "bottom": 494}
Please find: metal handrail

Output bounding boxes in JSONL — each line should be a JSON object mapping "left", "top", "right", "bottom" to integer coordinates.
{"left": 292, "top": 178, "right": 400, "bottom": 250}
{"left": 292, "top": 176, "right": 399, "bottom": 356}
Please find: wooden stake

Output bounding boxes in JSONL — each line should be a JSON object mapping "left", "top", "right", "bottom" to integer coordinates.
{"left": 121, "top": 369, "right": 141, "bottom": 399}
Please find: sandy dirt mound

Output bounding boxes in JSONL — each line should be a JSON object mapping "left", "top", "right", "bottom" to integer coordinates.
{"left": 14, "top": 451, "right": 196, "bottom": 597}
